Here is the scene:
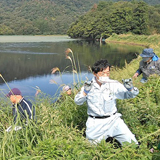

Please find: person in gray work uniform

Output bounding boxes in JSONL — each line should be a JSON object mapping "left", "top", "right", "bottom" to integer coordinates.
{"left": 74, "top": 59, "right": 139, "bottom": 145}
{"left": 133, "top": 48, "right": 160, "bottom": 83}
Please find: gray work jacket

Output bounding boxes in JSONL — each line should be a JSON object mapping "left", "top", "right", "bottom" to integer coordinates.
{"left": 136, "top": 59, "right": 160, "bottom": 79}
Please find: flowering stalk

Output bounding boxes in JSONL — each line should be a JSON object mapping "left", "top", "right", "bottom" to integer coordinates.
{"left": 65, "top": 48, "right": 80, "bottom": 84}
{"left": 66, "top": 55, "right": 75, "bottom": 84}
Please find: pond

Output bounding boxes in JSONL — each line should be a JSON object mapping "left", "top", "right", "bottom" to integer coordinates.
{"left": 0, "top": 35, "right": 144, "bottom": 98}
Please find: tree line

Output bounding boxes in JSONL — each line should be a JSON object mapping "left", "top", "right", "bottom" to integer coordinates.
{"left": 67, "top": 1, "right": 160, "bottom": 39}
{"left": 0, "top": 0, "right": 160, "bottom": 35}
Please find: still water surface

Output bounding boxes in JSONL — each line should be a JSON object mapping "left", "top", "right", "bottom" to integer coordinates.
{"left": 0, "top": 36, "right": 144, "bottom": 98}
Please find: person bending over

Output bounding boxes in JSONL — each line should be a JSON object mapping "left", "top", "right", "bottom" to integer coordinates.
{"left": 133, "top": 48, "right": 160, "bottom": 83}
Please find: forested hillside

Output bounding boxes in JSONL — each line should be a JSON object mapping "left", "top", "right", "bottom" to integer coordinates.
{"left": 67, "top": 1, "right": 160, "bottom": 39}
{"left": 0, "top": 0, "right": 160, "bottom": 35}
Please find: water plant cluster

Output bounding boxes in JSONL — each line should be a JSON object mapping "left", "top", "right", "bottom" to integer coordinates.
{"left": 0, "top": 35, "right": 160, "bottom": 159}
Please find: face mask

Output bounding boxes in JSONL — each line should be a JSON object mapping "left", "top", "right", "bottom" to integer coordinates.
{"left": 142, "top": 57, "right": 151, "bottom": 62}
{"left": 97, "top": 76, "right": 109, "bottom": 83}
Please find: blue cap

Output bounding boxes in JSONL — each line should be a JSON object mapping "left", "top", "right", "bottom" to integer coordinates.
{"left": 140, "top": 48, "right": 155, "bottom": 57}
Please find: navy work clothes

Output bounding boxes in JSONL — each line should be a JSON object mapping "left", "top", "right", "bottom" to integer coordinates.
{"left": 12, "top": 97, "right": 36, "bottom": 124}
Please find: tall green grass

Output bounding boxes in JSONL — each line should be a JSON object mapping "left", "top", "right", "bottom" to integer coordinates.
{"left": 106, "top": 33, "right": 160, "bottom": 50}
{"left": 1, "top": 36, "right": 160, "bottom": 159}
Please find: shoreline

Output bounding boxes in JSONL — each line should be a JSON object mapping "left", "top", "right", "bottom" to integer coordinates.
{"left": 105, "top": 34, "right": 160, "bottom": 50}
{"left": 105, "top": 40, "right": 148, "bottom": 47}
{"left": 0, "top": 35, "right": 76, "bottom": 43}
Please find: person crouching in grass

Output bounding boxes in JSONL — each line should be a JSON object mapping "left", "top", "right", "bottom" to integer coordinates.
{"left": 6, "top": 88, "right": 36, "bottom": 132}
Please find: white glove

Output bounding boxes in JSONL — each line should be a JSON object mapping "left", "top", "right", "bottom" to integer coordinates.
{"left": 14, "top": 126, "right": 22, "bottom": 131}
{"left": 6, "top": 125, "right": 22, "bottom": 132}
{"left": 6, "top": 126, "right": 12, "bottom": 132}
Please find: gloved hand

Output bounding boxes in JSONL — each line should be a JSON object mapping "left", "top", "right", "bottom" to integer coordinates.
{"left": 6, "top": 126, "right": 12, "bottom": 132}
{"left": 84, "top": 81, "right": 92, "bottom": 94}
{"left": 6, "top": 125, "right": 22, "bottom": 132}
{"left": 122, "top": 78, "right": 133, "bottom": 91}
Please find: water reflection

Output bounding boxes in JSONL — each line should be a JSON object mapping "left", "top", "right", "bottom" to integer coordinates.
{"left": 0, "top": 38, "right": 144, "bottom": 97}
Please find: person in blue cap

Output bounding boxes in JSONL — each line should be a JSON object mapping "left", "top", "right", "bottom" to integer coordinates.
{"left": 133, "top": 48, "right": 160, "bottom": 83}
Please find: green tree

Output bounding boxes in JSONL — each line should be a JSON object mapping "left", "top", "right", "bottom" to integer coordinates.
{"left": 67, "top": 1, "right": 160, "bottom": 39}
{"left": 131, "top": 2, "right": 149, "bottom": 34}
{"left": 0, "top": 24, "right": 14, "bottom": 35}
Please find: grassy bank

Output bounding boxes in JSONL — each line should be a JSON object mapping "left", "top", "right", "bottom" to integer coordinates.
{"left": 106, "top": 33, "right": 160, "bottom": 51}
{"left": 0, "top": 34, "right": 160, "bottom": 159}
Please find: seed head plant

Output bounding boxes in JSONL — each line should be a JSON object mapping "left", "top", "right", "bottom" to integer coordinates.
{"left": 65, "top": 48, "right": 80, "bottom": 85}
{"left": 50, "top": 67, "right": 62, "bottom": 85}
{"left": 51, "top": 67, "right": 60, "bottom": 74}
{"left": 34, "top": 86, "right": 41, "bottom": 96}
{"left": 50, "top": 48, "right": 82, "bottom": 94}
